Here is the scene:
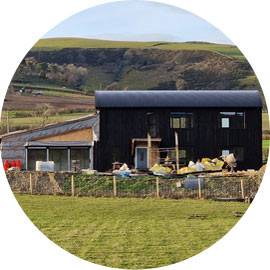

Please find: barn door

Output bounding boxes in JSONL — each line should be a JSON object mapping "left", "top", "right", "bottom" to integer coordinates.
{"left": 135, "top": 147, "right": 148, "bottom": 169}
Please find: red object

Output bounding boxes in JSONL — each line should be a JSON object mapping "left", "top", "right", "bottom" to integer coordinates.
{"left": 4, "top": 160, "right": 9, "bottom": 171}
{"left": 11, "top": 160, "right": 16, "bottom": 168}
{"left": 15, "top": 160, "right": 22, "bottom": 170}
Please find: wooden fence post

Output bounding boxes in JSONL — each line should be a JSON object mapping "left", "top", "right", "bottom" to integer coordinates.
{"left": 29, "top": 173, "right": 33, "bottom": 195}
{"left": 156, "top": 177, "right": 160, "bottom": 198}
{"left": 240, "top": 179, "right": 245, "bottom": 200}
{"left": 113, "top": 175, "right": 117, "bottom": 197}
{"left": 198, "top": 177, "right": 202, "bottom": 199}
{"left": 71, "top": 175, "right": 75, "bottom": 197}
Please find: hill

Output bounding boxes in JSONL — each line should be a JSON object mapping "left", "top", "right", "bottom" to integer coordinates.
{"left": 4, "top": 37, "right": 264, "bottom": 134}
{"left": 12, "top": 38, "right": 260, "bottom": 95}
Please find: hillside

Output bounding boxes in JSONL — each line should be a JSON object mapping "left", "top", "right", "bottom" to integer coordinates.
{"left": 33, "top": 38, "right": 244, "bottom": 59}
{"left": 13, "top": 38, "right": 260, "bottom": 95}
{"left": 3, "top": 37, "right": 264, "bottom": 134}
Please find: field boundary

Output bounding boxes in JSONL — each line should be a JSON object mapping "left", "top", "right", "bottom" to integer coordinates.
{"left": 6, "top": 171, "right": 261, "bottom": 201}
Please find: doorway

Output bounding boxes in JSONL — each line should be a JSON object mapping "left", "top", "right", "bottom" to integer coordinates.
{"left": 135, "top": 147, "right": 148, "bottom": 169}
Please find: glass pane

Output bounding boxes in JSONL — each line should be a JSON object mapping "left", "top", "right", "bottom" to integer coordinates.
{"left": 172, "top": 118, "right": 179, "bottom": 129}
{"left": 222, "top": 149, "right": 230, "bottom": 156}
{"left": 221, "top": 118, "right": 230, "bottom": 128}
{"left": 49, "top": 148, "right": 68, "bottom": 171}
{"left": 28, "top": 149, "right": 47, "bottom": 171}
{"left": 71, "top": 148, "right": 90, "bottom": 170}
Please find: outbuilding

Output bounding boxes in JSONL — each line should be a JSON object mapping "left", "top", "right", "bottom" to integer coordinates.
{"left": 1, "top": 115, "right": 99, "bottom": 171}
{"left": 95, "top": 90, "right": 262, "bottom": 171}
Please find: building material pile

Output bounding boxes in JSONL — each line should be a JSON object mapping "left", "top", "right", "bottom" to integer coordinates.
{"left": 113, "top": 163, "right": 132, "bottom": 177}
{"left": 177, "top": 158, "right": 224, "bottom": 175}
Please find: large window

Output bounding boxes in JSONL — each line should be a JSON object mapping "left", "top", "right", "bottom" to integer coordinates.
{"left": 146, "top": 112, "right": 159, "bottom": 137}
{"left": 70, "top": 148, "right": 90, "bottom": 170}
{"left": 49, "top": 148, "right": 68, "bottom": 171}
{"left": 27, "top": 146, "right": 91, "bottom": 171}
{"left": 220, "top": 112, "right": 245, "bottom": 129}
{"left": 170, "top": 112, "right": 193, "bottom": 129}
{"left": 28, "top": 148, "right": 47, "bottom": 171}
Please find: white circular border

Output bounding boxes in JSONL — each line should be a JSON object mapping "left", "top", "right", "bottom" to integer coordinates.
{"left": 0, "top": 1, "right": 270, "bottom": 269}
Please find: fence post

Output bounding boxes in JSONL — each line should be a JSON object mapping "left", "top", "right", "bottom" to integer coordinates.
{"left": 198, "top": 177, "right": 202, "bottom": 199}
{"left": 29, "top": 173, "right": 33, "bottom": 195}
{"left": 240, "top": 179, "right": 245, "bottom": 200}
{"left": 156, "top": 177, "right": 160, "bottom": 198}
{"left": 71, "top": 175, "right": 75, "bottom": 197}
{"left": 113, "top": 175, "right": 117, "bottom": 197}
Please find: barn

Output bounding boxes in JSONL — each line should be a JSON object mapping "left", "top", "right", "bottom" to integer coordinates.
{"left": 0, "top": 115, "right": 99, "bottom": 171}
{"left": 95, "top": 90, "right": 262, "bottom": 171}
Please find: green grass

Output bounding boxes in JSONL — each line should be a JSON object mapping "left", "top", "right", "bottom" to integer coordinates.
{"left": 33, "top": 38, "right": 244, "bottom": 59}
{"left": 8, "top": 112, "right": 89, "bottom": 125}
{"left": 263, "top": 139, "right": 270, "bottom": 149}
{"left": 11, "top": 82, "right": 88, "bottom": 96}
{"left": 16, "top": 195, "right": 248, "bottom": 269}
{"left": 262, "top": 112, "right": 269, "bottom": 132}
{"left": 0, "top": 112, "right": 91, "bottom": 133}
{"left": 237, "top": 75, "right": 261, "bottom": 89}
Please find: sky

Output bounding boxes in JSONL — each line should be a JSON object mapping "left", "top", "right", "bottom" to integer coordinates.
{"left": 44, "top": 0, "right": 232, "bottom": 44}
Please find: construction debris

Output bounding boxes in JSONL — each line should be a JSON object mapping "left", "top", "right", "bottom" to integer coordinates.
{"left": 150, "top": 163, "right": 172, "bottom": 176}
{"left": 113, "top": 163, "right": 131, "bottom": 177}
{"left": 177, "top": 158, "right": 224, "bottom": 175}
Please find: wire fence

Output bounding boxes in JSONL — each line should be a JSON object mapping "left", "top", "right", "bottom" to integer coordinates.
{"left": 7, "top": 171, "right": 260, "bottom": 201}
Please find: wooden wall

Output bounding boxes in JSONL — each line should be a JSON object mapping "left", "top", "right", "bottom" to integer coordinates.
{"left": 37, "top": 128, "right": 92, "bottom": 142}
{"left": 95, "top": 107, "right": 262, "bottom": 171}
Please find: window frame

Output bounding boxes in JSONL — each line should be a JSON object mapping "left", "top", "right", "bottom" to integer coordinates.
{"left": 219, "top": 111, "right": 246, "bottom": 129}
{"left": 170, "top": 112, "right": 194, "bottom": 129}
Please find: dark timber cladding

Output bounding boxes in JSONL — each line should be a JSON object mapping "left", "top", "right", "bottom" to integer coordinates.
{"left": 95, "top": 90, "right": 262, "bottom": 171}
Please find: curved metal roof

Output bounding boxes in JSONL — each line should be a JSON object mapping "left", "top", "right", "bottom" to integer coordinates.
{"left": 95, "top": 90, "right": 262, "bottom": 108}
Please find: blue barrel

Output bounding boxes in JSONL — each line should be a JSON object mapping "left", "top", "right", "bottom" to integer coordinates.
{"left": 184, "top": 175, "right": 204, "bottom": 189}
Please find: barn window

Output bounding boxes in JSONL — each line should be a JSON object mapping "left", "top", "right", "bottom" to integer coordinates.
{"left": 146, "top": 112, "right": 159, "bottom": 137}
{"left": 170, "top": 113, "right": 193, "bottom": 129}
{"left": 222, "top": 149, "right": 230, "bottom": 156}
{"left": 220, "top": 112, "right": 245, "bottom": 129}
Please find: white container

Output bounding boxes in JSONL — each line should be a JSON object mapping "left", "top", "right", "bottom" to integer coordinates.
{"left": 36, "top": 161, "right": 55, "bottom": 172}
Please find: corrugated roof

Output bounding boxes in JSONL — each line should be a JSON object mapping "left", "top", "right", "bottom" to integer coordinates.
{"left": 95, "top": 90, "right": 262, "bottom": 108}
{"left": 25, "top": 141, "right": 92, "bottom": 147}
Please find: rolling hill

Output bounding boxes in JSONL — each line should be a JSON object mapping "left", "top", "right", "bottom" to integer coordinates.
{"left": 13, "top": 38, "right": 260, "bottom": 94}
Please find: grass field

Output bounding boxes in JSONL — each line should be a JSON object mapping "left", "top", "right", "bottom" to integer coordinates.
{"left": 263, "top": 139, "right": 270, "bottom": 149}
{"left": 33, "top": 38, "right": 244, "bottom": 59}
{"left": 16, "top": 195, "right": 248, "bottom": 269}
{"left": 11, "top": 83, "right": 87, "bottom": 96}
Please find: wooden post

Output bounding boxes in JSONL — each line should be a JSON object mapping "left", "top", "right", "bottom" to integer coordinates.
{"left": 174, "top": 131, "right": 179, "bottom": 171}
{"left": 198, "top": 177, "right": 202, "bottom": 199}
{"left": 6, "top": 110, "right": 9, "bottom": 133}
{"left": 71, "top": 175, "right": 75, "bottom": 197}
{"left": 147, "top": 132, "right": 152, "bottom": 169}
{"left": 240, "top": 179, "right": 245, "bottom": 200}
{"left": 29, "top": 173, "right": 33, "bottom": 195}
{"left": 156, "top": 176, "right": 160, "bottom": 198}
{"left": 113, "top": 175, "right": 117, "bottom": 197}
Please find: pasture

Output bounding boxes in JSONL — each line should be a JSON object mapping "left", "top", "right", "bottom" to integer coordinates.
{"left": 16, "top": 195, "right": 248, "bottom": 269}
{"left": 33, "top": 38, "right": 244, "bottom": 59}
